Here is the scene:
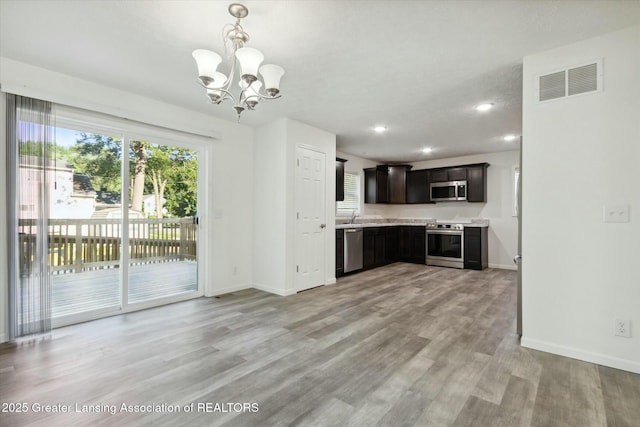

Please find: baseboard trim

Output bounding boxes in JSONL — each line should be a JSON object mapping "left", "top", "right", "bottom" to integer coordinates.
{"left": 521, "top": 337, "right": 640, "bottom": 374}
{"left": 489, "top": 263, "right": 517, "bottom": 271}
{"left": 327, "top": 278, "right": 337, "bottom": 285}
{"left": 0, "top": 332, "right": 7, "bottom": 344}
{"left": 206, "top": 284, "right": 251, "bottom": 297}
{"left": 252, "top": 283, "right": 296, "bottom": 297}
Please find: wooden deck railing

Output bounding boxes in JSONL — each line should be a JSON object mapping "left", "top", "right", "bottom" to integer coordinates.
{"left": 18, "top": 218, "right": 197, "bottom": 275}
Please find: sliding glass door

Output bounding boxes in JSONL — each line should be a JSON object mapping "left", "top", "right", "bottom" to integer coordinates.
{"left": 126, "top": 140, "right": 198, "bottom": 305}
{"left": 45, "top": 126, "right": 201, "bottom": 325}
{"left": 49, "top": 129, "right": 123, "bottom": 319}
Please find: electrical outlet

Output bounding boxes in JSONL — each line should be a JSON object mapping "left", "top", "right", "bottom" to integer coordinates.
{"left": 614, "top": 319, "right": 631, "bottom": 338}
{"left": 603, "top": 205, "right": 630, "bottom": 223}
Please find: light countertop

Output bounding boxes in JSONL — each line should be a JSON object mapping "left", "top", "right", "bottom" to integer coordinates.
{"left": 336, "top": 219, "right": 489, "bottom": 229}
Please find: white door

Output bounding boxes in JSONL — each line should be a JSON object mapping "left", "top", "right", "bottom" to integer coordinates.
{"left": 295, "top": 146, "right": 326, "bottom": 292}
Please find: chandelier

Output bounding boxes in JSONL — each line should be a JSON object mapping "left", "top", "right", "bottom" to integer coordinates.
{"left": 192, "top": 3, "right": 285, "bottom": 122}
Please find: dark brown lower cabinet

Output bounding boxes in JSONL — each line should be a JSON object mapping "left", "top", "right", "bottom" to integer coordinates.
{"left": 363, "top": 228, "right": 375, "bottom": 268}
{"left": 343, "top": 225, "right": 426, "bottom": 275}
{"left": 385, "top": 227, "right": 399, "bottom": 264}
{"left": 338, "top": 225, "right": 486, "bottom": 276}
{"left": 398, "top": 226, "right": 425, "bottom": 264}
{"left": 336, "top": 229, "right": 344, "bottom": 277}
{"left": 464, "top": 227, "right": 488, "bottom": 270}
{"left": 398, "top": 227, "right": 412, "bottom": 261}
{"left": 409, "top": 227, "right": 426, "bottom": 264}
{"left": 364, "top": 227, "right": 387, "bottom": 269}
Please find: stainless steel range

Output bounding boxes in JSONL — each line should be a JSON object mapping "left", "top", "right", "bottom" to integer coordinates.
{"left": 426, "top": 223, "right": 464, "bottom": 269}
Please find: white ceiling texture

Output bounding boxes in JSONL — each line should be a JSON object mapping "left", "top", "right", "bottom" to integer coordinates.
{"left": 1, "top": 1, "right": 639, "bottom": 162}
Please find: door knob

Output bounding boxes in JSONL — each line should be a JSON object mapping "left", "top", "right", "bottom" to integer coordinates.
{"left": 513, "top": 254, "right": 522, "bottom": 264}
{"left": 320, "top": 224, "right": 326, "bottom": 229}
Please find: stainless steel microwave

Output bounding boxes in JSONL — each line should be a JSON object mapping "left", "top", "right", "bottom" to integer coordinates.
{"left": 430, "top": 180, "right": 467, "bottom": 201}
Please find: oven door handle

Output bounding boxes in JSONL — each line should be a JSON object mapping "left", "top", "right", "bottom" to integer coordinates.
{"left": 427, "top": 229, "right": 464, "bottom": 235}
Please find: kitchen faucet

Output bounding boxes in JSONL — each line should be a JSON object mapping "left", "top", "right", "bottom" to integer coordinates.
{"left": 349, "top": 209, "right": 358, "bottom": 224}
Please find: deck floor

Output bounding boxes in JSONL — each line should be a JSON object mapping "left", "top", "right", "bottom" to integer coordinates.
{"left": 52, "top": 261, "right": 197, "bottom": 318}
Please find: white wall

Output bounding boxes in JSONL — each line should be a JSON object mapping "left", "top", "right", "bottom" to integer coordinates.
{"left": 208, "top": 121, "right": 254, "bottom": 296}
{"left": 522, "top": 25, "right": 640, "bottom": 373}
{"left": 253, "top": 119, "right": 289, "bottom": 294}
{"left": 337, "top": 150, "right": 520, "bottom": 270}
{"left": 253, "top": 118, "right": 337, "bottom": 295}
{"left": 0, "top": 58, "right": 255, "bottom": 341}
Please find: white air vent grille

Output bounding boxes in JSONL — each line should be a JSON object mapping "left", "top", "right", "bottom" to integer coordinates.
{"left": 539, "top": 71, "right": 566, "bottom": 101}
{"left": 568, "top": 63, "right": 598, "bottom": 96}
{"left": 537, "top": 59, "right": 602, "bottom": 103}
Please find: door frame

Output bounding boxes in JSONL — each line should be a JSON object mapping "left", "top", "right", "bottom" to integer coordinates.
{"left": 293, "top": 143, "right": 328, "bottom": 292}
{"left": 516, "top": 137, "right": 523, "bottom": 336}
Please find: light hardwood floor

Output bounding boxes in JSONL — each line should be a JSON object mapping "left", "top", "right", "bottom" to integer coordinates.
{"left": 1, "top": 263, "right": 638, "bottom": 426}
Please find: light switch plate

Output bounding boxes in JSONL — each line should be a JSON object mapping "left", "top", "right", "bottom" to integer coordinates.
{"left": 603, "top": 205, "right": 630, "bottom": 223}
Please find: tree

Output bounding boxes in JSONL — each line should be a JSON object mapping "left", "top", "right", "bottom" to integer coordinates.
{"left": 66, "top": 132, "right": 122, "bottom": 192}
{"left": 62, "top": 133, "right": 198, "bottom": 218}
{"left": 145, "top": 145, "right": 198, "bottom": 218}
{"left": 65, "top": 134, "right": 149, "bottom": 208}
{"left": 164, "top": 156, "right": 198, "bottom": 217}
{"left": 18, "top": 140, "right": 57, "bottom": 158}
{"left": 130, "top": 141, "right": 147, "bottom": 212}
{"left": 149, "top": 169, "right": 167, "bottom": 219}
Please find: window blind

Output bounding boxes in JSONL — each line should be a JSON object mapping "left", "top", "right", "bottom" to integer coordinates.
{"left": 337, "top": 171, "right": 360, "bottom": 215}
{"left": 7, "top": 94, "right": 54, "bottom": 340}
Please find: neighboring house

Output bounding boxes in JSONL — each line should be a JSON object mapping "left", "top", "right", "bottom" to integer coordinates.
{"left": 92, "top": 192, "right": 158, "bottom": 219}
{"left": 19, "top": 156, "right": 152, "bottom": 220}
{"left": 142, "top": 194, "right": 166, "bottom": 217}
{"left": 19, "top": 157, "right": 97, "bottom": 220}
{"left": 93, "top": 190, "right": 123, "bottom": 219}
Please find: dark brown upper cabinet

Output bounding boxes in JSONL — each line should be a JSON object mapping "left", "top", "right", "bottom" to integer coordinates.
{"left": 388, "top": 165, "right": 412, "bottom": 204}
{"left": 366, "top": 162, "right": 488, "bottom": 204}
{"left": 430, "top": 166, "right": 467, "bottom": 182}
{"left": 336, "top": 157, "right": 347, "bottom": 201}
{"left": 466, "top": 164, "right": 489, "bottom": 202}
{"left": 364, "top": 165, "right": 412, "bottom": 204}
{"left": 406, "top": 169, "right": 432, "bottom": 204}
{"left": 364, "top": 166, "right": 388, "bottom": 203}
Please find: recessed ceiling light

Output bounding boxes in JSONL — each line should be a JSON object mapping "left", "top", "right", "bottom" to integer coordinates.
{"left": 373, "top": 126, "right": 387, "bottom": 133}
{"left": 422, "top": 147, "right": 433, "bottom": 154}
{"left": 503, "top": 134, "right": 517, "bottom": 142}
{"left": 475, "top": 103, "right": 494, "bottom": 112}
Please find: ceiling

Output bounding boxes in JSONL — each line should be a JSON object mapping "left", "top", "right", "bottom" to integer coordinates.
{"left": 1, "top": 1, "right": 639, "bottom": 162}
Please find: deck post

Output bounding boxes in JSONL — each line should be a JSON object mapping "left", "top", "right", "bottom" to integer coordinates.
{"left": 74, "top": 221, "right": 83, "bottom": 273}
{"left": 180, "top": 219, "right": 187, "bottom": 261}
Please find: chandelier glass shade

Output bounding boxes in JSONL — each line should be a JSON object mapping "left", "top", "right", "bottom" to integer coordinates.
{"left": 192, "top": 3, "right": 285, "bottom": 121}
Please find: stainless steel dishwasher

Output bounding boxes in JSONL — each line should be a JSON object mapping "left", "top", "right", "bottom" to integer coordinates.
{"left": 343, "top": 228, "right": 363, "bottom": 273}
